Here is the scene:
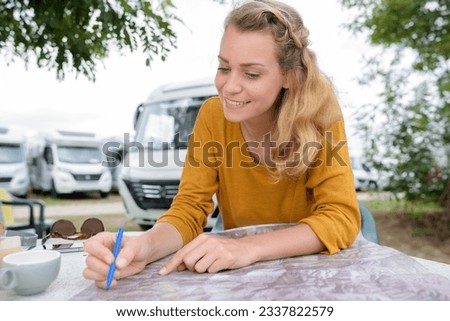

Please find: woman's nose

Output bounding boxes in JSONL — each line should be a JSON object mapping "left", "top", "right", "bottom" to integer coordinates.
{"left": 223, "top": 73, "right": 243, "bottom": 94}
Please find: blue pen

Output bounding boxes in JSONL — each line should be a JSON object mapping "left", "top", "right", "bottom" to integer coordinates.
{"left": 106, "top": 228, "right": 124, "bottom": 290}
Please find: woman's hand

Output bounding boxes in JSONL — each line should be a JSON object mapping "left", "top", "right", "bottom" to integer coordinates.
{"left": 159, "top": 233, "right": 258, "bottom": 275}
{"left": 159, "top": 224, "right": 326, "bottom": 276}
{"left": 83, "top": 232, "right": 149, "bottom": 289}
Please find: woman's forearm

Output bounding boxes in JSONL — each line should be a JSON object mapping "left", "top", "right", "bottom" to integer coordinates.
{"left": 242, "top": 224, "right": 326, "bottom": 262}
{"left": 141, "top": 222, "right": 184, "bottom": 265}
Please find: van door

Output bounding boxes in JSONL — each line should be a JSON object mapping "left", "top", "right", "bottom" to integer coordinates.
{"left": 29, "top": 156, "right": 38, "bottom": 190}
{"left": 41, "top": 146, "right": 54, "bottom": 191}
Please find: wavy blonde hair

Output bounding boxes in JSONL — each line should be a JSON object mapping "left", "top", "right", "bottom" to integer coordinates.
{"left": 224, "top": 0, "right": 342, "bottom": 178}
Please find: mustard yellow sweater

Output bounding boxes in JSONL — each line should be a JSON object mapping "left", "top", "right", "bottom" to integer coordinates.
{"left": 158, "top": 97, "right": 360, "bottom": 254}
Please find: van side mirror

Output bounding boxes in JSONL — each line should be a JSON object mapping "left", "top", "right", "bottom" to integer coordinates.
{"left": 43, "top": 147, "right": 53, "bottom": 165}
{"left": 133, "top": 103, "right": 144, "bottom": 131}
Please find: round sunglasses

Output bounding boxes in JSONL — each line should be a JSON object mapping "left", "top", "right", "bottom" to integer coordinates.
{"left": 45, "top": 218, "right": 104, "bottom": 242}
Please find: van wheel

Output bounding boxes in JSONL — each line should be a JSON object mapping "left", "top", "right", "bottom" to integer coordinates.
{"left": 100, "top": 192, "right": 109, "bottom": 198}
{"left": 368, "top": 181, "right": 378, "bottom": 190}
{"left": 14, "top": 191, "right": 28, "bottom": 198}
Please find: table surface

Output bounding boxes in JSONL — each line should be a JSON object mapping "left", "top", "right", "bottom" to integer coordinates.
{"left": 1, "top": 228, "right": 450, "bottom": 301}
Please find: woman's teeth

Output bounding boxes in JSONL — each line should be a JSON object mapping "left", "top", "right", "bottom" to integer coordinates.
{"left": 225, "top": 98, "right": 249, "bottom": 107}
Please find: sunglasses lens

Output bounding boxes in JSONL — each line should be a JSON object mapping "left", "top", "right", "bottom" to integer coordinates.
{"left": 80, "top": 218, "right": 105, "bottom": 235}
{"left": 51, "top": 219, "right": 76, "bottom": 236}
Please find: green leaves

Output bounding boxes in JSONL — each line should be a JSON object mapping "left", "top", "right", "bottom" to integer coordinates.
{"left": 0, "top": 0, "right": 179, "bottom": 81}
{"left": 340, "top": 0, "right": 449, "bottom": 204}
{"left": 343, "top": 0, "right": 449, "bottom": 72}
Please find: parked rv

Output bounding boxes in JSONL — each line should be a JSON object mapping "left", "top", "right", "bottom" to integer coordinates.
{"left": 350, "top": 156, "right": 379, "bottom": 191}
{"left": 28, "top": 130, "right": 112, "bottom": 198}
{"left": 102, "top": 135, "right": 125, "bottom": 191}
{"left": 0, "top": 127, "right": 30, "bottom": 197}
{"left": 118, "top": 78, "right": 218, "bottom": 229}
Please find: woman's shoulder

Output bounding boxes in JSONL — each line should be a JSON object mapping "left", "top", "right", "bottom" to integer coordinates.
{"left": 201, "top": 96, "right": 222, "bottom": 111}
{"left": 198, "top": 96, "right": 224, "bottom": 121}
{"left": 327, "top": 117, "right": 345, "bottom": 130}
{"left": 195, "top": 96, "right": 240, "bottom": 140}
{"left": 321, "top": 117, "right": 348, "bottom": 145}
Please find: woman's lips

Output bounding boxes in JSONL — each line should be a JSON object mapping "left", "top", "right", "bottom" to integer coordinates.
{"left": 224, "top": 97, "right": 251, "bottom": 108}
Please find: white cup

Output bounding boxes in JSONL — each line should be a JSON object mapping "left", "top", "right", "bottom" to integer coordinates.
{"left": 0, "top": 250, "right": 61, "bottom": 296}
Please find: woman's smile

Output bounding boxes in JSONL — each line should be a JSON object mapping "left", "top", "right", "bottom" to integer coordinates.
{"left": 224, "top": 97, "right": 251, "bottom": 109}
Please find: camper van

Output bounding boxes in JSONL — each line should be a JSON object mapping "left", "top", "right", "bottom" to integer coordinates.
{"left": 118, "top": 78, "right": 218, "bottom": 229}
{"left": 0, "top": 127, "right": 30, "bottom": 197}
{"left": 350, "top": 156, "right": 379, "bottom": 191}
{"left": 102, "top": 135, "right": 125, "bottom": 191}
{"left": 28, "top": 130, "right": 112, "bottom": 197}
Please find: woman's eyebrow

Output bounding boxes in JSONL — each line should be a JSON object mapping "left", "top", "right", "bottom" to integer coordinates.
{"left": 218, "top": 55, "right": 267, "bottom": 68}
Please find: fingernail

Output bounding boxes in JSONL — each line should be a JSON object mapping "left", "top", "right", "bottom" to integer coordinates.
{"left": 159, "top": 267, "right": 167, "bottom": 275}
{"left": 116, "top": 258, "right": 126, "bottom": 268}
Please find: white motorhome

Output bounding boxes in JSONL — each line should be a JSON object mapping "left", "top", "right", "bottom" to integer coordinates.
{"left": 102, "top": 135, "right": 125, "bottom": 191}
{"left": 118, "top": 78, "right": 218, "bottom": 229}
{"left": 0, "top": 127, "right": 30, "bottom": 197}
{"left": 350, "top": 156, "right": 379, "bottom": 191}
{"left": 28, "top": 130, "right": 112, "bottom": 197}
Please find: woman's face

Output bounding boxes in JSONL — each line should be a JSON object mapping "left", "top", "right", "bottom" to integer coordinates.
{"left": 215, "top": 25, "right": 286, "bottom": 125}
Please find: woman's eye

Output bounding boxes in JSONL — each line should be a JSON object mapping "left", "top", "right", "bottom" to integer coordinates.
{"left": 246, "top": 73, "right": 260, "bottom": 79}
{"left": 218, "top": 67, "right": 230, "bottom": 73}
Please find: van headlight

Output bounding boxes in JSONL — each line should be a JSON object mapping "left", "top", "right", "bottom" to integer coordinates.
{"left": 56, "top": 166, "right": 71, "bottom": 174}
{"left": 121, "top": 166, "right": 130, "bottom": 180}
{"left": 12, "top": 172, "right": 29, "bottom": 185}
{"left": 101, "top": 170, "right": 112, "bottom": 180}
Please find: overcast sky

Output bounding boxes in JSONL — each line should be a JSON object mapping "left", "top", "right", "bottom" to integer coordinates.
{"left": 0, "top": 0, "right": 377, "bottom": 155}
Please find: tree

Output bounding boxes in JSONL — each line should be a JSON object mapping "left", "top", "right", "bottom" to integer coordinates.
{"left": 0, "top": 0, "right": 179, "bottom": 80}
{"left": 340, "top": 0, "right": 449, "bottom": 204}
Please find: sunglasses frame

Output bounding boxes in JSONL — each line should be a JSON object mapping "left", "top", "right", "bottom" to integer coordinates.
{"left": 42, "top": 217, "right": 104, "bottom": 245}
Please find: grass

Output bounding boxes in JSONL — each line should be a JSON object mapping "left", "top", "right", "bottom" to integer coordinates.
{"left": 364, "top": 196, "right": 449, "bottom": 241}
{"left": 26, "top": 192, "right": 110, "bottom": 205}
{"left": 411, "top": 227, "right": 433, "bottom": 237}
{"left": 363, "top": 198, "right": 443, "bottom": 216}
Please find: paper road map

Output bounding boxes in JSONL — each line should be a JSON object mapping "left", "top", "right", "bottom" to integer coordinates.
{"left": 71, "top": 228, "right": 450, "bottom": 301}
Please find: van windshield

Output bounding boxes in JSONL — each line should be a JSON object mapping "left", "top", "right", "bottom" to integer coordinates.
{"left": 135, "top": 97, "right": 206, "bottom": 149}
{"left": 57, "top": 146, "right": 102, "bottom": 164}
{"left": 0, "top": 144, "right": 23, "bottom": 163}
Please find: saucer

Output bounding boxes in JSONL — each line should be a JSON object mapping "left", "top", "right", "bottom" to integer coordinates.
{"left": 3, "top": 230, "right": 38, "bottom": 250}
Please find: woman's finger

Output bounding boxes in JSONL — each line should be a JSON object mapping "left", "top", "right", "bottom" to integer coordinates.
{"left": 83, "top": 267, "right": 107, "bottom": 282}
{"left": 95, "top": 278, "right": 117, "bottom": 289}
{"left": 205, "top": 258, "right": 228, "bottom": 274}
{"left": 193, "top": 253, "right": 219, "bottom": 273}
{"left": 85, "top": 253, "right": 111, "bottom": 275}
{"left": 160, "top": 250, "right": 187, "bottom": 275}
{"left": 176, "top": 262, "right": 187, "bottom": 272}
{"left": 83, "top": 232, "right": 116, "bottom": 264}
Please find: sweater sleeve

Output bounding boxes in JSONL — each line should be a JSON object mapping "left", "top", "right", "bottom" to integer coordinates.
{"left": 300, "top": 119, "right": 360, "bottom": 254}
{"left": 156, "top": 99, "right": 219, "bottom": 245}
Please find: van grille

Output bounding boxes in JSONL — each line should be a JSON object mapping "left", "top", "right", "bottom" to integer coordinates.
{"left": 72, "top": 174, "right": 101, "bottom": 181}
{"left": 0, "top": 177, "right": 12, "bottom": 183}
{"left": 123, "top": 179, "right": 179, "bottom": 209}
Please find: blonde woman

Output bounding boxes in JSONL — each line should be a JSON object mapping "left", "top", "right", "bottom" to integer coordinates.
{"left": 84, "top": 0, "right": 360, "bottom": 288}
